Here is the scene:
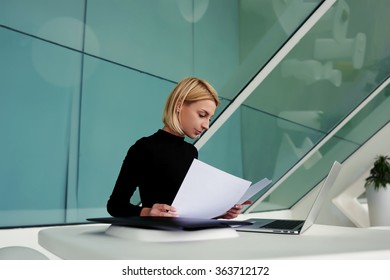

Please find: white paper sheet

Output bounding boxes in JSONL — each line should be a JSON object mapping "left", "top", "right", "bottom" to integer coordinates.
{"left": 172, "top": 159, "right": 270, "bottom": 219}
{"left": 237, "top": 178, "right": 272, "bottom": 204}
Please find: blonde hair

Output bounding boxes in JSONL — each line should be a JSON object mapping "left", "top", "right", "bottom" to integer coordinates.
{"left": 163, "top": 77, "right": 220, "bottom": 136}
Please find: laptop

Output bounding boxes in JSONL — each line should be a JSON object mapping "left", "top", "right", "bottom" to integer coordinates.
{"left": 236, "top": 161, "right": 341, "bottom": 235}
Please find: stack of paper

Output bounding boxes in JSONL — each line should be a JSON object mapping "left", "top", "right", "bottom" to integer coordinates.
{"left": 172, "top": 159, "right": 271, "bottom": 219}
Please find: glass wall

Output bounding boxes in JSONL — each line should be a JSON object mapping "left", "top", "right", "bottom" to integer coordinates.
{"left": 0, "top": 25, "right": 83, "bottom": 226}
{"left": 1, "top": 0, "right": 388, "bottom": 228}
{"left": 200, "top": 0, "right": 390, "bottom": 212}
{"left": 256, "top": 84, "right": 389, "bottom": 212}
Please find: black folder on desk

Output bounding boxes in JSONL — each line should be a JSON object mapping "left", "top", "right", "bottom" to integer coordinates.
{"left": 87, "top": 216, "right": 252, "bottom": 231}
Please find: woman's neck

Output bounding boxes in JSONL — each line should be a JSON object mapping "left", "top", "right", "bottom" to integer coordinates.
{"left": 162, "top": 126, "right": 185, "bottom": 138}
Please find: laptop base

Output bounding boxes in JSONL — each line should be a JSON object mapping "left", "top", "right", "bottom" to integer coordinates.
{"left": 236, "top": 218, "right": 304, "bottom": 235}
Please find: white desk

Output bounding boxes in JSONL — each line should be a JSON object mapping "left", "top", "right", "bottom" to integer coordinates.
{"left": 38, "top": 223, "right": 390, "bottom": 259}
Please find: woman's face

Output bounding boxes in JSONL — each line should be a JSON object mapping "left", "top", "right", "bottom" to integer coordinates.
{"left": 179, "top": 99, "right": 216, "bottom": 139}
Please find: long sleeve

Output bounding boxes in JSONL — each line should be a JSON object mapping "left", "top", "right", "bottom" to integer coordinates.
{"left": 107, "top": 142, "right": 144, "bottom": 217}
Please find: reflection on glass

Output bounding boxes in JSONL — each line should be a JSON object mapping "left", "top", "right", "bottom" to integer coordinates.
{"left": 215, "top": 0, "right": 323, "bottom": 100}
{"left": 202, "top": 0, "right": 390, "bottom": 213}
{"left": 258, "top": 83, "right": 389, "bottom": 212}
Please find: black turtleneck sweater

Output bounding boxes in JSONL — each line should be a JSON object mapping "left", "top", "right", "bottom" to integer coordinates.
{"left": 107, "top": 129, "right": 198, "bottom": 217}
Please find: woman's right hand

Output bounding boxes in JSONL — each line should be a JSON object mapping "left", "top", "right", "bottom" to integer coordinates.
{"left": 140, "top": 203, "right": 178, "bottom": 217}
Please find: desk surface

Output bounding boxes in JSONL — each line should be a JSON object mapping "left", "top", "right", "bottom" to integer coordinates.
{"left": 38, "top": 223, "right": 390, "bottom": 260}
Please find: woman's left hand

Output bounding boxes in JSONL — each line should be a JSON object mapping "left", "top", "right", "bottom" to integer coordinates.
{"left": 221, "top": 200, "right": 252, "bottom": 219}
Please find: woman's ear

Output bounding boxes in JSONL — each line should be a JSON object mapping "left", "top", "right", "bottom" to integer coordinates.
{"left": 176, "top": 99, "right": 183, "bottom": 113}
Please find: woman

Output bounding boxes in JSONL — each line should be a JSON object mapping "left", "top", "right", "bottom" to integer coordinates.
{"left": 107, "top": 77, "right": 249, "bottom": 219}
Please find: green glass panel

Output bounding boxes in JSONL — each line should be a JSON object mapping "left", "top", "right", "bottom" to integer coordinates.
{"left": 84, "top": 0, "right": 194, "bottom": 81}
{"left": 0, "top": 27, "right": 81, "bottom": 227}
{"left": 193, "top": 0, "right": 240, "bottom": 90}
{"left": 0, "top": 0, "right": 85, "bottom": 50}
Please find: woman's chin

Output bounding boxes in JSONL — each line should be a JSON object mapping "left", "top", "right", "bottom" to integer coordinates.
{"left": 188, "top": 134, "right": 200, "bottom": 139}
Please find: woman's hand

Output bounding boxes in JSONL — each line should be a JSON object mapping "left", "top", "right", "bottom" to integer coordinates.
{"left": 220, "top": 200, "right": 252, "bottom": 219}
{"left": 140, "top": 203, "right": 178, "bottom": 217}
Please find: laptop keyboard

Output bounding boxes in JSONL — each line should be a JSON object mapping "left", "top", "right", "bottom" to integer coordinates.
{"left": 262, "top": 220, "right": 303, "bottom": 230}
